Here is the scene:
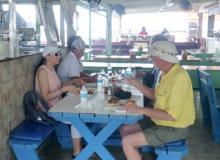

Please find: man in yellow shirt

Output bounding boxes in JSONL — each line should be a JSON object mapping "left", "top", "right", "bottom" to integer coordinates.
{"left": 122, "top": 41, "right": 195, "bottom": 160}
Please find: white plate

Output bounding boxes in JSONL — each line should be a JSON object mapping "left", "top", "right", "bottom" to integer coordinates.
{"left": 104, "top": 106, "right": 126, "bottom": 113}
{"left": 113, "top": 108, "right": 127, "bottom": 113}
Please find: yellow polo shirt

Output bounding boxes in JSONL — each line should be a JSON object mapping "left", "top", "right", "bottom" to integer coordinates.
{"left": 152, "top": 64, "right": 195, "bottom": 128}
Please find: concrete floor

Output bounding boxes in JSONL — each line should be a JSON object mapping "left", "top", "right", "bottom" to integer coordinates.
{"left": 39, "top": 119, "right": 220, "bottom": 160}
{"left": 40, "top": 92, "right": 220, "bottom": 160}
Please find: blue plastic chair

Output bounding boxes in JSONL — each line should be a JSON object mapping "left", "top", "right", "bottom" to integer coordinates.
{"left": 197, "top": 69, "right": 212, "bottom": 127}
{"left": 197, "top": 69, "right": 220, "bottom": 143}
{"left": 9, "top": 120, "right": 54, "bottom": 160}
{"left": 142, "top": 139, "right": 188, "bottom": 160}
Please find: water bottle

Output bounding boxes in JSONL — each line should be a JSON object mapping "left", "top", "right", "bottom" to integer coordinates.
{"left": 132, "top": 68, "right": 137, "bottom": 78}
{"left": 97, "top": 74, "right": 103, "bottom": 92}
{"left": 80, "top": 86, "right": 88, "bottom": 108}
{"left": 107, "top": 63, "right": 112, "bottom": 77}
{"left": 121, "top": 68, "right": 125, "bottom": 77}
{"left": 108, "top": 81, "right": 113, "bottom": 96}
{"left": 100, "top": 69, "right": 106, "bottom": 76}
{"left": 104, "top": 78, "right": 109, "bottom": 95}
{"left": 125, "top": 67, "right": 132, "bottom": 78}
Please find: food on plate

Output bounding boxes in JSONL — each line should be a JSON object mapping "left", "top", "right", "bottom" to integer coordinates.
{"left": 126, "top": 99, "right": 136, "bottom": 105}
{"left": 88, "top": 88, "right": 94, "bottom": 94}
{"left": 107, "top": 96, "right": 119, "bottom": 106}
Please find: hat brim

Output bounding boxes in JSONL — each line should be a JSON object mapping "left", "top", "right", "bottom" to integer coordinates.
{"left": 42, "top": 47, "right": 61, "bottom": 57}
{"left": 147, "top": 49, "right": 179, "bottom": 64}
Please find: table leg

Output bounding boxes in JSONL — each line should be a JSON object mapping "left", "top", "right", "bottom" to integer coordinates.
{"left": 68, "top": 116, "right": 124, "bottom": 160}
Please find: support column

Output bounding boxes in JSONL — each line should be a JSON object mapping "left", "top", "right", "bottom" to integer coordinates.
{"left": 9, "top": 0, "right": 17, "bottom": 58}
{"left": 37, "top": 0, "right": 58, "bottom": 46}
{"left": 60, "top": 0, "right": 77, "bottom": 39}
{"left": 198, "top": 13, "right": 203, "bottom": 39}
{"left": 89, "top": 7, "right": 92, "bottom": 48}
{"left": 60, "top": 6, "right": 65, "bottom": 46}
{"left": 208, "top": 15, "right": 214, "bottom": 37}
{"left": 106, "top": 4, "right": 112, "bottom": 56}
{"left": 118, "top": 15, "right": 122, "bottom": 42}
{"left": 35, "top": 3, "right": 41, "bottom": 47}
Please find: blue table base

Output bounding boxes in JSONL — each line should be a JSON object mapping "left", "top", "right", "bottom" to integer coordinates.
{"left": 49, "top": 112, "right": 142, "bottom": 160}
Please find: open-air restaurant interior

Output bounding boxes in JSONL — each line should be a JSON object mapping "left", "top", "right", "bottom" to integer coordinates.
{"left": 2, "top": 0, "right": 220, "bottom": 160}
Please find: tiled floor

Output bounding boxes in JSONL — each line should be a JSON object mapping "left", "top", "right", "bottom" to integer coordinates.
{"left": 40, "top": 92, "right": 220, "bottom": 160}
{"left": 185, "top": 120, "right": 220, "bottom": 160}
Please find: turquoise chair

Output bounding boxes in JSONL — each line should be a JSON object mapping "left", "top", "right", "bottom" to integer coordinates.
{"left": 197, "top": 69, "right": 220, "bottom": 143}
{"left": 197, "top": 69, "right": 212, "bottom": 127}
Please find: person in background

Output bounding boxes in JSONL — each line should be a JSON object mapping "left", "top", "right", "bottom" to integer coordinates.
{"left": 35, "top": 46, "right": 82, "bottom": 158}
{"left": 161, "top": 27, "right": 169, "bottom": 35}
{"left": 149, "top": 34, "right": 168, "bottom": 47}
{"left": 57, "top": 35, "right": 97, "bottom": 84}
{"left": 122, "top": 41, "right": 195, "bottom": 160}
{"left": 138, "top": 27, "right": 148, "bottom": 38}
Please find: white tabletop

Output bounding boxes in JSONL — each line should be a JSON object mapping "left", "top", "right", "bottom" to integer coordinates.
{"left": 50, "top": 86, "right": 143, "bottom": 116}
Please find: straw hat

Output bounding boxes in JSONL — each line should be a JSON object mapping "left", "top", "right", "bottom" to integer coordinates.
{"left": 42, "top": 46, "right": 61, "bottom": 57}
{"left": 147, "top": 41, "right": 179, "bottom": 63}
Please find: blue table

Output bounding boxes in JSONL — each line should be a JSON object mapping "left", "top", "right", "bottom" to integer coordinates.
{"left": 49, "top": 90, "right": 143, "bottom": 160}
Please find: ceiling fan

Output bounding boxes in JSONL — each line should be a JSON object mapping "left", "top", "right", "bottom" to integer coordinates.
{"left": 160, "top": 0, "right": 192, "bottom": 12}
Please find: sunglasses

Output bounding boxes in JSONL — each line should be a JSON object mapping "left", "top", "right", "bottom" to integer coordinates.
{"left": 49, "top": 52, "right": 62, "bottom": 57}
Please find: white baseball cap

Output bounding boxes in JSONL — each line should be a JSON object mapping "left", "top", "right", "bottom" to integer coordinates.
{"left": 42, "top": 46, "right": 61, "bottom": 57}
{"left": 147, "top": 41, "right": 179, "bottom": 64}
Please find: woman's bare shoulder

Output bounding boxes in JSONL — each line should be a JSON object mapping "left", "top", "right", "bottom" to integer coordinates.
{"left": 37, "top": 66, "right": 48, "bottom": 77}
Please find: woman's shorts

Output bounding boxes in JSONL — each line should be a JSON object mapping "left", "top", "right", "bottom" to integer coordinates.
{"left": 142, "top": 125, "right": 188, "bottom": 147}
